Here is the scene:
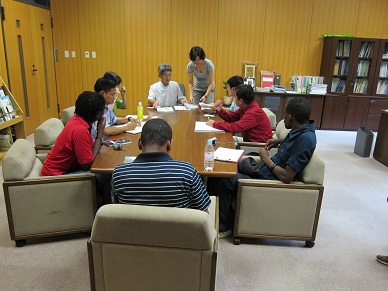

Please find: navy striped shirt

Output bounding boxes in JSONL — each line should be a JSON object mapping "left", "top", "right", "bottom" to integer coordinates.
{"left": 111, "top": 152, "right": 211, "bottom": 211}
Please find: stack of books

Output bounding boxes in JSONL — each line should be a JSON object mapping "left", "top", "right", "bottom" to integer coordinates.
{"left": 307, "top": 84, "right": 328, "bottom": 95}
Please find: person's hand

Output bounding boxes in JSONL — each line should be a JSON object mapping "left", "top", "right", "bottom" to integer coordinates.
{"left": 265, "top": 138, "right": 280, "bottom": 150}
{"left": 199, "top": 95, "right": 208, "bottom": 102}
{"left": 96, "top": 116, "right": 106, "bottom": 137}
{"left": 190, "top": 96, "right": 194, "bottom": 102}
{"left": 153, "top": 100, "right": 160, "bottom": 108}
{"left": 120, "top": 86, "right": 127, "bottom": 98}
{"left": 125, "top": 120, "right": 138, "bottom": 131}
{"left": 213, "top": 100, "right": 223, "bottom": 111}
{"left": 206, "top": 119, "right": 215, "bottom": 127}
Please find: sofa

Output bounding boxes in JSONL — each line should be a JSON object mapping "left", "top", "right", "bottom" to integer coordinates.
{"left": 88, "top": 196, "right": 219, "bottom": 291}
{"left": 2, "top": 139, "right": 97, "bottom": 247}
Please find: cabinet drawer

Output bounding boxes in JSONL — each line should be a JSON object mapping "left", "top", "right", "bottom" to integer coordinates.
{"left": 368, "top": 99, "right": 388, "bottom": 115}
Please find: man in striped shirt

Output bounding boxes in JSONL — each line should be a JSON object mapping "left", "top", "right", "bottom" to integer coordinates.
{"left": 111, "top": 118, "right": 211, "bottom": 212}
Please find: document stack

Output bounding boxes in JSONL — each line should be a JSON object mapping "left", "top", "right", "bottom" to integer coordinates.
{"left": 291, "top": 75, "right": 324, "bottom": 93}
{"left": 307, "top": 83, "right": 327, "bottom": 95}
{"left": 270, "top": 85, "right": 287, "bottom": 93}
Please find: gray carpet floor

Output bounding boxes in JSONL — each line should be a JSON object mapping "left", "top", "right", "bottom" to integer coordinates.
{"left": 0, "top": 130, "right": 387, "bottom": 290}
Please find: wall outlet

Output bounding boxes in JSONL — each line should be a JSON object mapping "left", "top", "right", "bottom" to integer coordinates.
{"left": 64, "top": 51, "right": 69, "bottom": 58}
{"left": 85, "top": 51, "right": 89, "bottom": 58}
{"left": 92, "top": 51, "right": 96, "bottom": 58}
{"left": 71, "top": 51, "right": 76, "bottom": 58}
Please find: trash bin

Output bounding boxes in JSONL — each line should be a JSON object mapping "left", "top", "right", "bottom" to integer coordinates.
{"left": 354, "top": 126, "right": 374, "bottom": 157}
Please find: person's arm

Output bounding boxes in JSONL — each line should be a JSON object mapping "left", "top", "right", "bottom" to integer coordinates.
{"left": 177, "top": 84, "right": 187, "bottom": 104}
{"left": 104, "top": 119, "right": 138, "bottom": 136}
{"left": 147, "top": 84, "right": 160, "bottom": 107}
{"left": 79, "top": 117, "right": 106, "bottom": 171}
{"left": 200, "top": 70, "right": 215, "bottom": 102}
{"left": 119, "top": 86, "right": 127, "bottom": 109}
{"left": 259, "top": 148, "right": 297, "bottom": 184}
{"left": 188, "top": 72, "right": 194, "bottom": 102}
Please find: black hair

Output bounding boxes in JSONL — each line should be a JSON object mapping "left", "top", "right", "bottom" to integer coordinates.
{"left": 285, "top": 97, "right": 311, "bottom": 123}
{"left": 74, "top": 91, "right": 105, "bottom": 124}
{"left": 94, "top": 77, "right": 117, "bottom": 93}
{"left": 189, "top": 46, "right": 206, "bottom": 62}
{"left": 235, "top": 84, "right": 254, "bottom": 104}
{"left": 103, "top": 71, "right": 122, "bottom": 86}
{"left": 141, "top": 119, "right": 172, "bottom": 147}
{"left": 227, "top": 75, "right": 244, "bottom": 88}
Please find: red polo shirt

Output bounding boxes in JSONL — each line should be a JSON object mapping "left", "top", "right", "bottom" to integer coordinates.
{"left": 213, "top": 101, "right": 273, "bottom": 142}
{"left": 41, "top": 114, "right": 95, "bottom": 176}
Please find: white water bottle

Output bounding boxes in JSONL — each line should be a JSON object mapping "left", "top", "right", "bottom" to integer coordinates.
{"left": 204, "top": 139, "right": 215, "bottom": 171}
{"left": 137, "top": 101, "right": 143, "bottom": 121}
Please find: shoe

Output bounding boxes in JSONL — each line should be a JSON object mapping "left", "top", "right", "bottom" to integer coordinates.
{"left": 219, "top": 229, "right": 232, "bottom": 239}
{"left": 376, "top": 255, "right": 388, "bottom": 266}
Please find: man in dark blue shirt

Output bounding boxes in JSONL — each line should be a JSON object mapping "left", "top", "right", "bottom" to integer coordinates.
{"left": 208, "top": 97, "right": 317, "bottom": 237}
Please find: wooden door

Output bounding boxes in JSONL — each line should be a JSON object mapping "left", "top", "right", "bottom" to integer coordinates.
{"left": 2, "top": 0, "right": 57, "bottom": 135}
{"left": 321, "top": 95, "right": 348, "bottom": 129}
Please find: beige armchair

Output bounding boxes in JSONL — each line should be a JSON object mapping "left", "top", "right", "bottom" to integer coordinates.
{"left": 233, "top": 153, "right": 325, "bottom": 247}
{"left": 88, "top": 197, "right": 219, "bottom": 291}
{"left": 34, "top": 118, "right": 64, "bottom": 153}
{"left": 2, "top": 139, "right": 97, "bottom": 247}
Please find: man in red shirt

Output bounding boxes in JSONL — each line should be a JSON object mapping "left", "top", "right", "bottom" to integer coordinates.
{"left": 206, "top": 84, "right": 272, "bottom": 142}
{"left": 41, "top": 91, "right": 106, "bottom": 175}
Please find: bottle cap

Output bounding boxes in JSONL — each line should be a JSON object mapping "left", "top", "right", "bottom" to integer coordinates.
{"left": 138, "top": 101, "right": 142, "bottom": 105}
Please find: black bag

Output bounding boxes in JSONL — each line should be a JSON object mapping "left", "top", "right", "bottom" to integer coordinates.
{"left": 238, "top": 157, "right": 263, "bottom": 178}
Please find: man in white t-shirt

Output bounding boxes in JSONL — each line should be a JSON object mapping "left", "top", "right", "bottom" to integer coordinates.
{"left": 147, "top": 63, "right": 186, "bottom": 108}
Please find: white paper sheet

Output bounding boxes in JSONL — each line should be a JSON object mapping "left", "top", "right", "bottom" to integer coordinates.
{"left": 194, "top": 121, "right": 224, "bottom": 133}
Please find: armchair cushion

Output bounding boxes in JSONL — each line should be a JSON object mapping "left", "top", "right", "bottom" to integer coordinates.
{"left": 34, "top": 118, "right": 64, "bottom": 147}
{"left": 297, "top": 154, "right": 325, "bottom": 185}
{"left": 2, "top": 139, "right": 39, "bottom": 181}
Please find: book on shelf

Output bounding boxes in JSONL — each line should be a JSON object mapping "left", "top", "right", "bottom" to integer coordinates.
{"left": 0, "top": 95, "right": 15, "bottom": 122}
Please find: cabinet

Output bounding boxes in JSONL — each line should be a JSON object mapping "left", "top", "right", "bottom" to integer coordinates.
{"left": 253, "top": 92, "right": 324, "bottom": 128}
{"left": 320, "top": 37, "right": 388, "bottom": 130}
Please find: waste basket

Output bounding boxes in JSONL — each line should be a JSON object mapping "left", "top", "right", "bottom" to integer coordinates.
{"left": 354, "top": 126, "right": 374, "bottom": 157}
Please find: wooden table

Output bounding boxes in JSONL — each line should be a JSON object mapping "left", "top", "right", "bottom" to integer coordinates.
{"left": 91, "top": 108, "right": 238, "bottom": 177}
{"left": 373, "top": 110, "right": 388, "bottom": 167}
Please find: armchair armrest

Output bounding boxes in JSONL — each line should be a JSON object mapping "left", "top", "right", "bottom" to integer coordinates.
{"left": 34, "top": 145, "right": 53, "bottom": 154}
{"left": 236, "top": 141, "right": 266, "bottom": 149}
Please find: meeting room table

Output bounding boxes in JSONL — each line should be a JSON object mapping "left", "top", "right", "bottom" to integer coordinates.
{"left": 90, "top": 107, "right": 239, "bottom": 177}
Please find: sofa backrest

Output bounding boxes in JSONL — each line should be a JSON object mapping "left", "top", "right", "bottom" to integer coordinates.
{"left": 61, "top": 106, "right": 75, "bottom": 125}
{"left": 91, "top": 204, "right": 216, "bottom": 249}
{"left": 262, "top": 108, "right": 276, "bottom": 129}
{"left": 2, "top": 139, "right": 42, "bottom": 181}
{"left": 34, "top": 118, "right": 64, "bottom": 147}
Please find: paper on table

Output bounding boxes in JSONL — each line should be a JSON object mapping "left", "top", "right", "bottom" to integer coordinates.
{"left": 156, "top": 107, "right": 174, "bottom": 113}
{"left": 194, "top": 121, "right": 224, "bottom": 133}
{"left": 214, "top": 147, "right": 244, "bottom": 163}
{"left": 125, "top": 114, "right": 149, "bottom": 120}
{"left": 126, "top": 121, "right": 146, "bottom": 134}
{"left": 174, "top": 105, "right": 190, "bottom": 111}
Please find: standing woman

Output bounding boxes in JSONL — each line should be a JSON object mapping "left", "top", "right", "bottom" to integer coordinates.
{"left": 187, "top": 46, "right": 215, "bottom": 104}
{"left": 103, "top": 71, "right": 127, "bottom": 114}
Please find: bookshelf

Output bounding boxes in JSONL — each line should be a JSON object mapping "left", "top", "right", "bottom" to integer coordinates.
{"left": 320, "top": 37, "right": 388, "bottom": 130}
{"left": 0, "top": 76, "right": 25, "bottom": 158}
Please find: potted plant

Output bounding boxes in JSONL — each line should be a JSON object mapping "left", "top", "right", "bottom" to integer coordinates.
{"left": 223, "top": 81, "right": 233, "bottom": 106}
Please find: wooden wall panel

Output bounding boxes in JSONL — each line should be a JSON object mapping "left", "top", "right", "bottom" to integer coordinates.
{"left": 77, "top": 0, "right": 126, "bottom": 95}
{"left": 171, "top": 0, "right": 219, "bottom": 100}
{"left": 50, "top": 0, "right": 82, "bottom": 112}
{"left": 356, "top": 0, "right": 388, "bottom": 38}
{"left": 261, "top": 0, "right": 314, "bottom": 87}
{"left": 48, "top": 0, "right": 388, "bottom": 112}
{"left": 216, "top": 0, "right": 266, "bottom": 100}
{"left": 306, "top": 0, "right": 360, "bottom": 75}
{"left": 124, "top": 0, "right": 172, "bottom": 113}
{"left": 0, "top": 19, "right": 8, "bottom": 85}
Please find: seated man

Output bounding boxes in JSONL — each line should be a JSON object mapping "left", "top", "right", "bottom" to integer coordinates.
{"left": 206, "top": 84, "right": 272, "bottom": 142}
{"left": 92, "top": 77, "right": 139, "bottom": 139}
{"left": 226, "top": 75, "right": 244, "bottom": 112}
{"left": 103, "top": 71, "right": 127, "bottom": 115}
{"left": 41, "top": 91, "right": 106, "bottom": 176}
{"left": 111, "top": 118, "right": 210, "bottom": 212}
{"left": 147, "top": 63, "right": 187, "bottom": 108}
{"left": 207, "top": 97, "right": 317, "bottom": 236}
